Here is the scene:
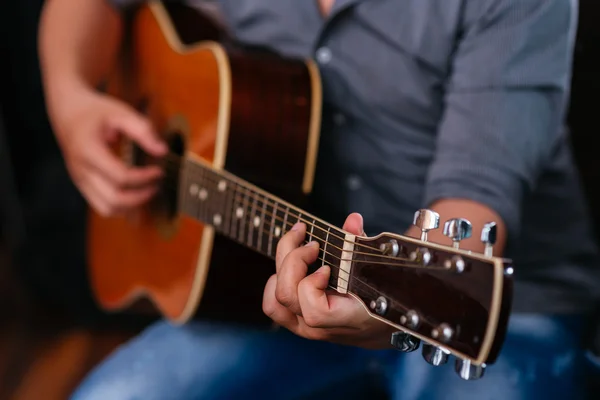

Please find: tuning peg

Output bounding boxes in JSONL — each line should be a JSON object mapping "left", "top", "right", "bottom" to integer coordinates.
{"left": 480, "top": 222, "right": 497, "bottom": 257}
{"left": 443, "top": 218, "right": 472, "bottom": 249}
{"left": 422, "top": 344, "right": 449, "bottom": 366}
{"left": 455, "top": 359, "right": 486, "bottom": 380}
{"left": 390, "top": 332, "right": 421, "bottom": 353}
{"left": 413, "top": 209, "right": 440, "bottom": 241}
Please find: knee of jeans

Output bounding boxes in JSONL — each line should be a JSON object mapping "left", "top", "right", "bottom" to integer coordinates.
{"left": 68, "top": 321, "right": 198, "bottom": 400}
{"left": 69, "top": 371, "right": 170, "bottom": 400}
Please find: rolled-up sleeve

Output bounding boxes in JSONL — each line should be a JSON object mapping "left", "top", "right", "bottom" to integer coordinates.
{"left": 424, "top": 0, "right": 577, "bottom": 238}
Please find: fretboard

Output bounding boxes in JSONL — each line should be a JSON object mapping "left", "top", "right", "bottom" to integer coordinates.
{"left": 180, "top": 158, "right": 348, "bottom": 281}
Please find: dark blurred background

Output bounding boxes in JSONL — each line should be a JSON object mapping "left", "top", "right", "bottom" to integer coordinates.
{"left": 0, "top": 0, "right": 599, "bottom": 399}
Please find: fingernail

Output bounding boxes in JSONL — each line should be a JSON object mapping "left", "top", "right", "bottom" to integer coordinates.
{"left": 291, "top": 222, "right": 303, "bottom": 231}
{"left": 304, "top": 241, "right": 318, "bottom": 247}
{"left": 317, "top": 265, "right": 330, "bottom": 274}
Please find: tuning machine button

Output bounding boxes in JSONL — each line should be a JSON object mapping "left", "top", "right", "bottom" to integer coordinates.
{"left": 443, "top": 218, "right": 472, "bottom": 249}
{"left": 481, "top": 222, "right": 497, "bottom": 257}
{"left": 431, "top": 323, "right": 454, "bottom": 342}
{"left": 379, "top": 239, "right": 400, "bottom": 257}
{"left": 455, "top": 359, "right": 486, "bottom": 380}
{"left": 369, "top": 296, "right": 388, "bottom": 316}
{"left": 413, "top": 209, "right": 440, "bottom": 241}
{"left": 422, "top": 344, "right": 450, "bottom": 366}
{"left": 443, "top": 255, "right": 465, "bottom": 273}
{"left": 391, "top": 332, "right": 420, "bottom": 353}
{"left": 400, "top": 309, "right": 420, "bottom": 329}
{"left": 409, "top": 247, "right": 432, "bottom": 266}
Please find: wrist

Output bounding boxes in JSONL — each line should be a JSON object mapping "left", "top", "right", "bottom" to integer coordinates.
{"left": 45, "top": 75, "right": 98, "bottom": 131}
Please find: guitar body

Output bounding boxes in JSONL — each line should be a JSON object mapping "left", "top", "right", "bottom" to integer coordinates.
{"left": 88, "top": 2, "right": 321, "bottom": 325}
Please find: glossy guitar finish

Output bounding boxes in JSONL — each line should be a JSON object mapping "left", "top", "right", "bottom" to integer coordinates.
{"left": 88, "top": 1, "right": 513, "bottom": 371}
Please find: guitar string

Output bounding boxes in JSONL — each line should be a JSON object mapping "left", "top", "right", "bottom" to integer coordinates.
{"left": 178, "top": 167, "right": 425, "bottom": 266}
{"left": 145, "top": 159, "right": 434, "bottom": 302}
{"left": 157, "top": 152, "right": 398, "bottom": 253}
{"left": 130, "top": 154, "right": 470, "bottom": 281}
{"left": 218, "top": 209, "right": 453, "bottom": 270}
{"left": 205, "top": 193, "right": 446, "bottom": 269}
{"left": 153, "top": 155, "right": 470, "bottom": 273}
{"left": 183, "top": 176, "right": 433, "bottom": 292}
{"left": 155, "top": 153, "right": 432, "bottom": 260}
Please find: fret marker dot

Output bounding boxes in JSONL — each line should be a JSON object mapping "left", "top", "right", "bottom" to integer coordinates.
{"left": 213, "top": 214, "right": 222, "bottom": 226}
{"left": 198, "top": 188, "right": 208, "bottom": 201}
{"left": 218, "top": 180, "right": 227, "bottom": 192}
{"left": 253, "top": 216, "right": 261, "bottom": 228}
{"left": 274, "top": 226, "right": 281, "bottom": 237}
{"left": 189, "top": 184, "right": 199, "bottom": 196}
{"left": 236, "top": 207, "right": 244, "bottom": 218}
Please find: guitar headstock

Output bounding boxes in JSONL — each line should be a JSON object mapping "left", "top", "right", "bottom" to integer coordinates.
{"left": 348, "top": 209, "right": 513, "bottom": 380}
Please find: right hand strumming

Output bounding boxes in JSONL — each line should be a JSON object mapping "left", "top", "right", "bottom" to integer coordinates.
{"left": 53, "top": 89, "right": 167, "bottom": 217}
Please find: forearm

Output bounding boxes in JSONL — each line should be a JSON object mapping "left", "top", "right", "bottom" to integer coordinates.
{"left": 405, "top": 198, "right": 506, "bottom": 256}
{"left": 38, "top": 0, "right": 123, "bottom": 123}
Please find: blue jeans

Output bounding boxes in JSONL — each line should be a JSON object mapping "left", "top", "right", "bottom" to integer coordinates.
{"left": 71, "top": 314, "right": 595, "bottom": 400}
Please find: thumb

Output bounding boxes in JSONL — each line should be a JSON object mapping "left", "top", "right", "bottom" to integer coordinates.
{"left": 342, "top": 212, "right": 364, "bottom": 236}
{"left": 106, "top": 104, "right": 167, "bottom": 157}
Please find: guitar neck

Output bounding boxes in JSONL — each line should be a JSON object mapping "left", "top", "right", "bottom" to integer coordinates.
{"left": 179, "top": 157, "right": 350, "bottom": 283}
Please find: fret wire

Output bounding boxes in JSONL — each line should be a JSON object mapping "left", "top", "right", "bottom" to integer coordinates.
{"left": 192, "top": 164, "right": 202, "bottom": 222}
{"left": 234, "top": 182, "right": 246, "bottom": 241}
{"left": 282, "top": 206, "right": 290, "bottom": 237}
{"left": 195, "top": 164, "right": 203, "bottom": 221}
{"left": 202, "top": 165, "right": 210, "bottom": 223}
{"left": 209, "top": 169, "right": 219, "bottom": 226}
{"left": 259, "top": 194, "right": 267, "bottom": 253}
{"left": 223, "top": 175, "right": 232, "bottom": 236}
{"left": 268, "top": 200, "right": 278, "bottom": 257}
{"left": 248, "top": 190, "right": 256, "bottom": 248}
{"left": 239, "top": 187, "right": 248, "bottom": 243}
{"left": 247, "top": 191, "right": 255, "bottom": 247}
{"left": 322, "top": 226, "right": 330, "bottom": 268}
{"left": 203, "top": 168, "right": 211, "bottom": 225}
{"left": 230, "top": 181, "right": 239, "bottom": 239}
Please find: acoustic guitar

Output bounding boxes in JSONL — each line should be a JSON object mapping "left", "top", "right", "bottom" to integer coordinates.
{"left": 88, "top": 1, "right": 513, "bottom": 380}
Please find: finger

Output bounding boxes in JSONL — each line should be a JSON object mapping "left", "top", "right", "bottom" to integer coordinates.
{"left": 88, "top": 171, "right": 158, "bottom": 216}
{"left": 275, "top": 222, "right": 307, "bottom": 274}
{"left": 79, "top": 177, "right": 112, "bottom": 217}
{"left": 89, "top": 142, "right": 163, "bottom": 189}
{"left": 275, "top": 241, "right": 319, "bottom": 315}
{"left": 262, "top": 274, "right": 299, "bottom": 331}
{"left": 106, "top": 106, "right": 167, "bottom": 157}
{"left": 342, "top": 212, "right": 365, "bottom": 236}
{"left": 298, "top": 265, "right": 367, "bottom": 328}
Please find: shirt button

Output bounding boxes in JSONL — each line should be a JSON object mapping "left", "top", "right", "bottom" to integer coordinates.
{"left": 315, "top": 47, "right": 332, "bottom": 64}
{"left": 333, "top": 112, "right": 346, "bottom": 125}
{"left": 347, "top": 175, "right": 362, "bottom": 191}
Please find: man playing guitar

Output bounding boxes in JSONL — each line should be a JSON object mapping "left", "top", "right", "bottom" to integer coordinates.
{"left": 38, "top": 0, "right": 598, "bottom": 398}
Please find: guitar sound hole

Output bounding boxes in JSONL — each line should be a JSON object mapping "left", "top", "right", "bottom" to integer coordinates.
{"left": 152, "top": 132, "right": 185, "bottom": 221}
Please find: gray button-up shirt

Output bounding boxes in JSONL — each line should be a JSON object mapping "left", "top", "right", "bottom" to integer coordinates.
{"left": 110, "top": 0, "right": 600, "bottom": 313}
